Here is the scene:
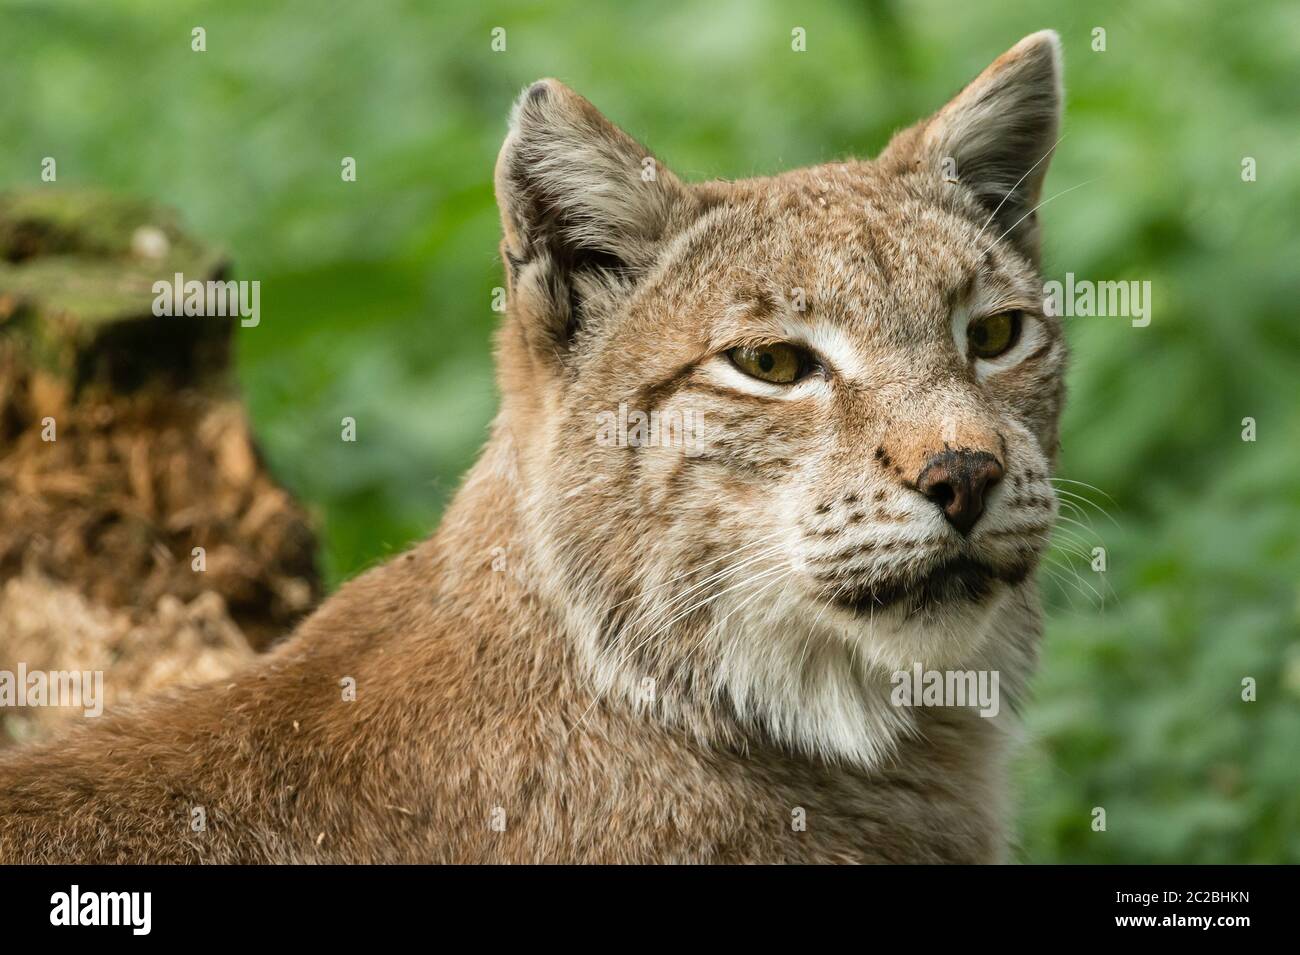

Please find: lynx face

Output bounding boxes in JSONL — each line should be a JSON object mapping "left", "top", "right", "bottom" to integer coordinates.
{"left": 495, "top": 33, "right": 1065, "bottom": 761}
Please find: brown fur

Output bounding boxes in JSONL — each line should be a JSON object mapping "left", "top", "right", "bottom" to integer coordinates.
{"left": 0, "top": 32, "right": 1066, "bottom": 863}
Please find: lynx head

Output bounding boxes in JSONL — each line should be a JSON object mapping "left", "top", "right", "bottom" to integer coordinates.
{"left": 492, "top": 32, "right": 1065, "bottom": 763}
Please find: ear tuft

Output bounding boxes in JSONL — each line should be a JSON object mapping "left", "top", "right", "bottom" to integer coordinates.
{"left": 495, "top": 80, "right": 692, "bottom": 354}
{"left": 884, "top": 30, "right": 1063, "bottom": 261}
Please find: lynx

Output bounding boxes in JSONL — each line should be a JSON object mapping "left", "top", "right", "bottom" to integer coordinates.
{"left": 0, "top": 31, "right": 1066, "bottom": 863}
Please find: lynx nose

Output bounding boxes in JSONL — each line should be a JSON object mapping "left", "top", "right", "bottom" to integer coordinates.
{"left": 915, "top": 450, "right": 1004, "bottom": 535}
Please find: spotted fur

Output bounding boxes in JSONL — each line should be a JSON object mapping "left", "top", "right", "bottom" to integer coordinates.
{"left": 0, "top": 31, "right": 1066, "bottom": 863}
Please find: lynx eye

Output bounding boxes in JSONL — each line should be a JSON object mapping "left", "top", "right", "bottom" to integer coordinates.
{"left": 727, "top": 343, "right": 811, "bottom": 384}
{"left": 967, "top": 310, "right": 1022, "bottom": 360}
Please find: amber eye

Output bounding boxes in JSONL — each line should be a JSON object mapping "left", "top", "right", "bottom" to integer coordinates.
{"left": 967, "top": 311, "right": 1022, "bottom": 360}
{"left": 728, "top": 343, "right": 811, "bottom": 384}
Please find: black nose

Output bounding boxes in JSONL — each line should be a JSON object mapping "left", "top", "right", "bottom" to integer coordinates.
{"left": 915, "top": 450, "right": 1004, "bottom": 535}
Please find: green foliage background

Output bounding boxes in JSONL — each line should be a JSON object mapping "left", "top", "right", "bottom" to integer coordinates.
{"left": 3, "top": 0, "right": 1297, "bottom": 862}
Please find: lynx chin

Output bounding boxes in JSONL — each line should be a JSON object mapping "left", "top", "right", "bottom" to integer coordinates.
{"left": 0, "top": 30, "right": 1067, "bottom": 864}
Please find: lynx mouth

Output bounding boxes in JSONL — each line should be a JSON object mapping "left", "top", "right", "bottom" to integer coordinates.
{"left": 829, "top": 556, "right": 1027, "bottom": 617}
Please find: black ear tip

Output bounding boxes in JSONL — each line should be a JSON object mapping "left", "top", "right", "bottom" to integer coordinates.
{"left": 509, "top": 80, "right": 562, "bottom": 135}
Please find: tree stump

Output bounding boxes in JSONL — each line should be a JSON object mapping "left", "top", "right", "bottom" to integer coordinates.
{"left": 0, "top": 189, "right": 321, "bottom": 745}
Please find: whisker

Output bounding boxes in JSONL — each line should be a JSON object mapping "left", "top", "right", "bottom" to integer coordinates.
{"left": 564, "top": 552, "right": 790, "bottom": 741}
{"left": 1039, "top": 555, "right": 1104, "bottom": 609}
{"left": 681, "top": 568, "right": 796, "bottom": 674}
{"left": 1051, "top": 485, "right": 1122, "bottom": 529}
{"left": 605, "top": 530, "right": 789, "bottom": 613}
{"left": 1054, "top": 512, "right": 1107, "bottom": 544}
{"left": 1048, "top": 477, "right": 1120, "bottom": 509}
{"left": 980, "top": 179, "right": 1097, "bottom": 259}
{"left": 1054, "top": 497, "right": 1094, "bottom": 530}
{"left": 973, "top": 132, "right": 1067, "bottom": 245}
{"left": 617, "top": 542, "right": 788, "bottom": 642}
{"left": 1046, "top": 535, "right": 1095, "bottom": 564}
{"left": 613, "top": 561, "right": 791, "bottom": 683}
{"left": 1029, "top": 530, "right": 1114, "bottom": 607}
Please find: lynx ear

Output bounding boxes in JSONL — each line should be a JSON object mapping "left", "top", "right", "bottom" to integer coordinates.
{"left": 884, "top": 30, "right": 1063, "bottom": 260}
{"left": 495, "top": 80, "right": 693, "bottom": 354}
